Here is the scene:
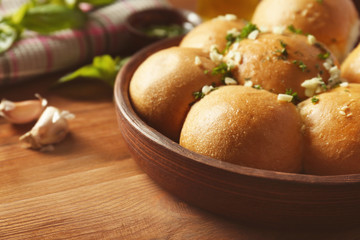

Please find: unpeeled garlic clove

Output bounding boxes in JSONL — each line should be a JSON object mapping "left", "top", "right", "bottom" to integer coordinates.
{"left": 0, "top": 94, "right": 47, "bottom": 124}
{"left": 19, "top": 106, "right": 75, "bottom": 150}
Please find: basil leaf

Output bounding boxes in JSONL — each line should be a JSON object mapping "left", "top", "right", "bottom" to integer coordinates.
{"left": 79, "top": 0, "right": 116, "bottom": 6}
{"left": 30, "top": 0, "right": 70, "bottom": 6}
{"left": 21, "top": 4, "right": 87, "bottom": 34}
{"left": 11, "top": 2, "right": 33, "bottom": 25}
{"left": 0, "top": 23, "right": 20, "bottom": 53}
{"left": 59, "top": 55, "right": 130, "bottom": 87}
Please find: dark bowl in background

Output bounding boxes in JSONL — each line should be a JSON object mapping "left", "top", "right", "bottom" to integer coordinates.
{"left": 114, "top": 36, "right": 360, "bottom": 230}
{"left": 124, "top": 7, "right": 201, "bottom": 51}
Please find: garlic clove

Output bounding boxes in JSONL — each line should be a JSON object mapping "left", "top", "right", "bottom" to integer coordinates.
{"left": 0, "top": 94, "right": 47, "bottom": 124}
{"left": 19, "top": 106, "right": 75, "bottom": 150}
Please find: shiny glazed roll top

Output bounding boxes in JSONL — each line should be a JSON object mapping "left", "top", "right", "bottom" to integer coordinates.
{"left": 298, "top": 83, "right": 360, "bottom": 175}
{"left": 252, "top": 0, "right": 360, "bottom": 62}
{"left": 224, "top": 32, "right": 339, "bottom": 100}
{"left": 180, "top": 85, "right": 303, "bottom": 173}
{"left": 129, "top": 47, "right": 222, "bottom": 141}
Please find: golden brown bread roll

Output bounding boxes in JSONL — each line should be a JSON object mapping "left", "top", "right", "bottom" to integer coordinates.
{"left": 252, "top": 0, "right": 359, "bottom": 62}
{"left": 129, "top": 47, "right": 221, "bottom": 141}
{"left": 341, "top": 43, "right": 360, "bottom": 83}
{"left": 179, "top": 15, "right": 246, "bottom": 52}
{"left": 298, "top": 83, "right": 360, "bottom": 175}
{"left": 226, "top": 32, "right": 338, "bottom": 100}
{"left": 180, "top": 85, "right": 303, "bottom": 173}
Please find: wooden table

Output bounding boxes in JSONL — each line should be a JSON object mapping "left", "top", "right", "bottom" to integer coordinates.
{"left": 1, "top": 2, "right": 360, "bottom": 240}
{"left": 1, "top": 64, "right": 360, "bottom": 240}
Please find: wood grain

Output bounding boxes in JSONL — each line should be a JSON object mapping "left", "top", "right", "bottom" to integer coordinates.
{"left": 1, "top": 0, "right": 360, "bottom": 237}
{"left": 0, "top": 69, "right": 360, "bottom": 240}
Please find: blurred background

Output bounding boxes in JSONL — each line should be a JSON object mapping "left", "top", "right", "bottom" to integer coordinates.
{"left": 169, "top": 0, "right": 360, "bottom": 21}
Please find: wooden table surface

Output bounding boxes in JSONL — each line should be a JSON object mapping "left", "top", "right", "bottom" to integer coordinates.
{"left": 0, "top": 61, "right": 359, "bottom": 240}
{"left": 1, "top": 1, "right": 360, "bottom": 240}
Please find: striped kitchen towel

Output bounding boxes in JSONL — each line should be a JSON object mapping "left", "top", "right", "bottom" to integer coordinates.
{"left": 0, "top": 0, "right": 169, "bottom": 85}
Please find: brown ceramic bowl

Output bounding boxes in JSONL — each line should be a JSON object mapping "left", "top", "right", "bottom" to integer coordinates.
{"left": 114, "top": 36, "right": 360, "bottom": 229}
{"left": 124, "top": 7, "right": 201, "bottom": 51}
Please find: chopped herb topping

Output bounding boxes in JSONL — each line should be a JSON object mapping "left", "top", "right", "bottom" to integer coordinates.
{"left": 280, "top": 40, "right": 287, "bottom": 48}
{"left": 193, "top": 91, "right": 205, "bottom": 99}
{"left": 314, "top": 42, "right": 330, "bottom": 59}
{"left": 315, "top": 64, "right": 324, "bottom": 75}
{"left": 212, "top": 62, "right": 229, "bottom": 75}
{"left": 287, "top": 25, "right": 304, "bottom": 35}
{"left": 204, "top": 69, "right": 209, "bottom": 74}
{"left": 253, "top": 84, "right": 262, "bottom": 90}
{"left": 294, "top": 51, "right": 304, "bottom": 57}
{"left": 321, "top": 82, "right": 328, "bottom": 90}
{"left": 224, "top": 22, "right": 258, "bottom": 52}
{"left": 311, "top": 96, "right": 320, "bottom": 104}
{"left": 316, "top": 0, "right": 323, "bottom": 4}
{"left": 285, "top": 89, "right": 300, "bottom": 104}
{"left": 292, "top": 60, "right": 308, "bottom": 72}
{"left": 240, "top": 23, "right": 259, "bottom": 39}
{"left": 318, "top": 52, "right": 330, "bottom": 60}
{"left": 274, "top": 40, "right": 288, "bottom": 60}
{"left": 212, "top": 62, "right": 234, "bottom": 84}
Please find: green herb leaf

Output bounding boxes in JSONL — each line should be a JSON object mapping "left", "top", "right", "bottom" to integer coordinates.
{"left": 280, "top": 40, "right": 287, "bottom": 48}
{"left": 21, "top": 4, "right": 87, "bottom": 34}
{"left": 193, "top": 91, "right": 205, "bottom": 100}
{"left": 80, "top": 0, "right": 116, "bottom": 6}
{"left": 212, "top": 62, "right": 229, "bottom": 76}
{"left": 224, "top": 22, "right": 258, "bottom": 53}
{"left": 292, "top": 60, "right": 308, "bottom": 72}
{"left": 211, "top": 62, "right": 233, "bottom": 83}
{"left": 0, "top": 0, "right": 115, "bottom": 54}
{"left": 275, "top": 40, "right": 288, "bottom": 60}
{"left": 240, "top": 22, "right": 258, "bottom": 39}
{"left": 311, "top": 96, "right": 320, "bottom": 104}
{"left": 59, "top": 55, "right": 130, "bottom": 87}
{"left": 0, "top": 23, "right": 20, "bottom": 53}
{"left": 285, "top": 88, "right": 300, "bottom": 104}
{"left": 316, "top": 0, "right": 323, "bottom": 4}
{"left": 318, "top": 52, "right": 330, "bottom": 60}
{"left": 11, "top": 2, "right": 33, "bottom": 25}
{"left": 287, "top": 25, "right": 304, "bottom": 35}
{"left": 253, "top": 84, "right": 262, "bottom": 90}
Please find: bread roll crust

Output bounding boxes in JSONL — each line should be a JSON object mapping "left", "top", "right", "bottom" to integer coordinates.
{"left": 180, "top": 18, "right": 246, "bottom": 52}
{"left": 180, "top": 85, "right": 303, "bottom": 173}
{"left": 129, "top": 47, "right": 221, "bottom": 141}
{"left": 341, "top": 44, "right": 360, "bottom": 83}
{"left": 227, "top": 32, "right": 336, "bottom": 100}
{"left": 252, "top": 0, "right": 359, "bottom": 62}
{"left": 298, "top": 84, "right": 360, "bottom": 175}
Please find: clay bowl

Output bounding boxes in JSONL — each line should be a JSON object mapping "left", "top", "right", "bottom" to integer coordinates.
{"left": 124, "top": 7, "right": 201, "bottom": 51}
{"left": 114, "top": 36, "right": 360, "bottom": 229}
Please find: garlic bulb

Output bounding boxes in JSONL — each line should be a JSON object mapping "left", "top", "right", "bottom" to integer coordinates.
{"left": 0, "top": 94, "right": 47, "bottom": 124}
{"left": 19, "top": 106, "right": 75, "bottom": 150}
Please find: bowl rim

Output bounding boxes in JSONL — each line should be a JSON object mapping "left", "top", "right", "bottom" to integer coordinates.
{"left": 114, "top": 36, "right": 360, "bottom": 186}
{"left": 124, "top": 6, "right": 202, "bottom": 40}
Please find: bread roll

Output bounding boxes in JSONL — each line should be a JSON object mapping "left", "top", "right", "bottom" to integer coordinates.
{"left": 341, "top": 43, "right": 360, "bottom": 83}
{"left": 298, "top": 83, "right": 360, "bottom": 175}
{"left": 180, "top": 85, "right": 303, "bottom": 173}
{"left": 226, "top": 32, "right": 338, "bottom": 100}
{"left": 252, "top": 0, "right": 360, "bottom": 62}
{"left": 180, "top": 16, "right": 246, "bottom": 52}
{"left": 129, "top": 47, "right": 221, "bottom": 141}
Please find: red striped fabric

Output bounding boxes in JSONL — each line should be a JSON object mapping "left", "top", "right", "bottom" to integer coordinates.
{"left": 0, "top": 0, "right": 169, "bottom": 85}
